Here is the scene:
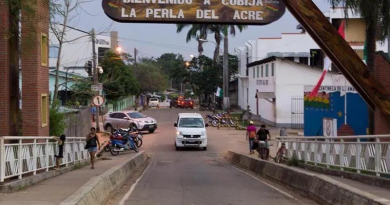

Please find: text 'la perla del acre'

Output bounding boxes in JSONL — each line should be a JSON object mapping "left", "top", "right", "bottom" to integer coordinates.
{"left": 121, "top": 0, "right": 265, "bottom": 20}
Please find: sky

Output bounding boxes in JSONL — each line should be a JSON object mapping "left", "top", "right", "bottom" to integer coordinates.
{"left": 71, "top": 0, "right": 331, "bottom": 60}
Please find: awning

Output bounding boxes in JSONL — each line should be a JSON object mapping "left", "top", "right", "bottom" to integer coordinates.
{"left": 255, "top": 92, "right": 275, "bottom": 99}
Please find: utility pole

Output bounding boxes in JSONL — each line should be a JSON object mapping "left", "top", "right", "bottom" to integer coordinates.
{"left": 388, "top": 29, "right": 390, "bottom": 58}
{"left": 223, "top": 35, "right": 229, "bottom": 111}
{"left": 91, "top": 28, "right": 100, "bottom": 132}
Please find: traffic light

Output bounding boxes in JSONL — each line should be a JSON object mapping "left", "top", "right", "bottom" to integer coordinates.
{"left": 84, "top": 60, "right": 92, "bottom": 76}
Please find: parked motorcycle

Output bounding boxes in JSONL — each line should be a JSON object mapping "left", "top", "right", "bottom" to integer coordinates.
{"left": 209, "top": 112, "right": 236, "bottom": 127}
{"left": 104, "top": 128, "right": 143, "bottom": 152}
{"left": 105, "top": 129, "right": 140, "bottom": 156}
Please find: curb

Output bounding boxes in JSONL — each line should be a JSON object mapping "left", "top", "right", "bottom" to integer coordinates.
{"left": 60, "top": 151, "right": 148, "bottom": 205}
{"left": 226, "top": 151, "right": 390, "bottom": 205}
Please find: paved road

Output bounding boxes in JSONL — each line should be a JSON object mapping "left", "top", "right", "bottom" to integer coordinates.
{"left": 118, "top": 108, "right": 310, "bottom": 205}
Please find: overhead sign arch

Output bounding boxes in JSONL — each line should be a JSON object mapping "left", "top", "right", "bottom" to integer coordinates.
{"left": 102, "top": 0, "right": 286, "bottom": 25}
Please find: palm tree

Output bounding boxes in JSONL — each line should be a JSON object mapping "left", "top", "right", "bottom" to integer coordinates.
{"left": 176, "top": 24, "right": 209, "bottom": 56}
{"left": 328, "top": 0, "right": 390, "bottom": 134}
{"left": 209, "top": 25, "right": 248, "bottom": 64}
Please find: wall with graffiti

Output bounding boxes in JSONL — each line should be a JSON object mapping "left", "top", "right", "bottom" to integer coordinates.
{"left": 304, "top": 85, "right": 368, "bottom": 136}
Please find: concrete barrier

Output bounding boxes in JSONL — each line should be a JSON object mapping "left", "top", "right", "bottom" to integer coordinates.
{"left": 226, "top": 151, "right": 390, "bottom": 205}
{"left": 60, "top": 151, "right": 149, "bottom": 205}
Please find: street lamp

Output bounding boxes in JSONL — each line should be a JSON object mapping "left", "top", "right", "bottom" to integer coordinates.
{"left": 116, "top": 46, "right": 123, "bottom": 54}
{"left": 190, "top": 54, "right": 194, "bottom": 58}
{"left": 98, "top": 66, "right": 104, "bottom": 74}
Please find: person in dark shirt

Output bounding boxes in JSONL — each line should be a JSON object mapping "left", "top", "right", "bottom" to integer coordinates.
{"left": 54, "top": 134, "right": 66, "bottom": 170}
{"left": 256, "top": 124, "right": 271, "bottom": 160}
{"left": 86, "top": 127, "right": 101, "bottom": 169}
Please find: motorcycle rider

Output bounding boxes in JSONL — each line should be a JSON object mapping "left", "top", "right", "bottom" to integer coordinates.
{"left": 256, "top": 124, "right": 271, "bottom": 160}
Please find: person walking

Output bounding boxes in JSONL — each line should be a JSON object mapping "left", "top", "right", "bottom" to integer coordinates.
{"left": 85, "top": 127, "right": 101, "bottom": 169}
{"left": 91, "top": 104, "right": 96, "bottom": 122}
{"left": 246, "top": 121, "right": 257, "bottom": 154}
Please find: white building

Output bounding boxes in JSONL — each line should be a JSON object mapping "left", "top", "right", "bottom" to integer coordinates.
{"left": 235, "top": 8, "right": 388, "bottom": 128}
{"left": 49, "top": 24, "right": 119, "bottom": 77}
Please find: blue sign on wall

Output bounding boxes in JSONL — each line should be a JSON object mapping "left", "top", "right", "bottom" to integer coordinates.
{"left": 304, "top": 86, "right": 368, "bottom": 136}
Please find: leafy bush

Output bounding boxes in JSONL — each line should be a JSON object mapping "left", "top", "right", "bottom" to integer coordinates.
{"left": 160, "top": 95, "right": 166, "bottom": 102}
{"left": 49, "top": 100, "right": 67, "bottom": 136}
{"left": 286, "top": 154, "right": 300, "bottom": 167}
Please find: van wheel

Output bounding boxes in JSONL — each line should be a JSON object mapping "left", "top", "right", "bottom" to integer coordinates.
{"left": 203, "top": 147, "right": 207, "bottom": 151}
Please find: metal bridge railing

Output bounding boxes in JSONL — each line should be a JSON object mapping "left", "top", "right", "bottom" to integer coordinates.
{"left": 276, "top": 135, "right": 390, "bottom": 176}
{"left": 0, "top": 136, "right": 89, "bottom": 182}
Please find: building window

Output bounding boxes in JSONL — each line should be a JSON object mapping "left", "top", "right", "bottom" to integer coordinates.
{"left": 41, "top": 93, "right": 48, "bottom": 127}
{"left": 41, "top": 34, "right": 48, "bottom": 66}
{"left": 49, "top": 46, "right": 59, "bottom": 58}
{"left": 261, "top": 65, "right": 263, "bottom": 77}
{"left": 310, "top": 49, "right": 324, "bottom": 68}
{"left": 256, "top": 66, "right": 259, "bottom": 78}
{"left": 271, "top": 63, "right": 275, "bottom": 76}
{"left": 253, "top": 67, "right": 255, "bottom": 78}
{"left": 265, "top": 64, "right": 269, "bottom": 77}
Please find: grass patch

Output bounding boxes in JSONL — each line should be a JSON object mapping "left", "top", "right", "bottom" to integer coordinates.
{"left": 286, "top": 154, "right": 300, "bottom": 167}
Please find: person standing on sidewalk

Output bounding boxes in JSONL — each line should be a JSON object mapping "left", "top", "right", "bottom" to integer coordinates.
{"left": 91, "top": 104, "right": 96, "bottom": 122}
{"left": 85, "top": 127, "right": 100, "bottom": 169}
{"left": 246, "top": 121, "right": 257, "bottom": 154}
{"left": 54, "top": 134, "right": 66, "bottom": 170}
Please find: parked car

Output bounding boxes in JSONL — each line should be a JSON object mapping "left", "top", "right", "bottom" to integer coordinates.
{"left": 174, "top": 113, "right": 208, "bottom": 150}
{"left": 177, "top": 99, "right": 194, "bottom": 109}
{"left": 103, "top": 110, "right": 157, "bottom": 133}
{"left": 149, "top": 98, "right": 159, "bottom": 107}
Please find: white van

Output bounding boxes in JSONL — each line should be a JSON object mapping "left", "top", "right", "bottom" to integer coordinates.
{"left": 174, "top": 113, "right": 208, "bottom": 150}
{"left": 149, "top": 98, "right": 159, "bottom": 107}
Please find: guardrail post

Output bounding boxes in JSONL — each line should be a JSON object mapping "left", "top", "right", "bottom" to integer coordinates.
{"left": 340, "top": 138, "right": 344, "bottom": 171}
{"left": 314, "top": 138, "right": 318, "bottom": 166}
{"left": 356, "top": 138, "right": 361, "bottom": 174}
{"left": 0, "top": 138, "right": 5, "bottom": 182}
{"left": 18, "top": 139, "right": 22, "bottom": 179}
{"left": 45, "top": 139, "right": 49, "bottom": 172}
{"left": 375, "top": 137, "right": 381, "bottom": 176}
{"left": 33, "top": 139, "right": 37, "bottom": 176}
{"left": 325, "top": 139, "right": 330, "bottom": 168}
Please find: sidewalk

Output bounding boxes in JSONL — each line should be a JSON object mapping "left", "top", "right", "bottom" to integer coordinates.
{"left": 0, "top": 152, "right": 135, "bottom": 205}
{"left": 225, "top": 129, "right": 390, "bottom": 201}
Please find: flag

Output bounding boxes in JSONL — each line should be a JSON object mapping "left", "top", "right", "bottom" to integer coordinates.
{"left": 215, "top": 87, "right": 223, "bottom": 98}
{"left": 310, "top": 20, "right": 345, "bottom": 98}
{"left": 338, "top": 20, "right": 346, "bottom": 39}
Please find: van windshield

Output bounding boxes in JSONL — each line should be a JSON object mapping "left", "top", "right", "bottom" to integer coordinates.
{"left": 150, "top": 98, "right": 158, "bottom": 101}
{"left": 179, "top": 118, "right": 204, "bottom": 128}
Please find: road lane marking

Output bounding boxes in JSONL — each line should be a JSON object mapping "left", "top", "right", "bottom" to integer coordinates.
{"left": 119, "top": 160, "right": 153, "bottom": 205}
{"left": 231, "top": 165, "right": 305, "bottom": 203}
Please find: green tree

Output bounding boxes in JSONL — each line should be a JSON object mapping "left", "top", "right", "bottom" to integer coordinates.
{"left": 211, "top": 25, "right": 247, "bottom": 63}
{"left": 71, "top": 51, "right": 139, "bottom": 103}
{"left": 49, "top": 100, "right": 67, "bottom": 136}
{"left": 130, "top": 61, "right": 168, "bottom": 93}
{"left": 329, "top": 0, "right": 390, "bottom": 134}
{"left": 100, "top": 51, "right": 139, "bottom": 101}
{"left": 176, "top": 24, "right": 209, "bottom": 56}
